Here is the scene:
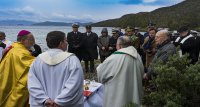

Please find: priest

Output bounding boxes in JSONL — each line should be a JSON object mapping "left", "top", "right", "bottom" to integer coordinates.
{"left": 28, "top": 31, "right": 84, "bottom": 107}
{"left": 0, "top": 30, "right": 35, "bottom": 107}
{"left": 97, "top": 36, "right": 144, "bottom": 107}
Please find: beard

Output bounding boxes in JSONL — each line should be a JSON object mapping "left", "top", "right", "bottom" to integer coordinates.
{"left": 24, "top": 44, "right": 34, "bottom": 50}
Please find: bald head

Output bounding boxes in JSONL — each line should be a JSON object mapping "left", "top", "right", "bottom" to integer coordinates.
{"left": 116, "top": 36, "right": 132, "bottom": 50}
{"left": 155, "top": 30, "right": 170, "bottom": 45}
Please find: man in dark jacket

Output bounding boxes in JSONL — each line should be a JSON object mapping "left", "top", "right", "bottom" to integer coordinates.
{"left": 108, "top": 29, "right": 119, "bottom": 54}
{"left": 67, "top": 23, "right": 83, "bottom": 61}
{"left": 82, "top": 25, "right": 98, "bottom": 72}
{"left": 134, "top": 27, "right": 145, "bottom": 65}
{"left": 174, "top": 26, "right": 198, "bottom": 64}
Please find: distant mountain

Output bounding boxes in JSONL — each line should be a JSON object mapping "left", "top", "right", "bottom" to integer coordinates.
{"left": 92, "top": 0, "right": 200, "bottom": 29}
{"left": 0, "top": 20, "right": 35, "bottom": 26}
{"left": 32, "top": 21, "right": 93, "bottom": 26}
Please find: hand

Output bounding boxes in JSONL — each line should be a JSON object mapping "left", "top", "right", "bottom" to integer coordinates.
{"left": 44, "top": 99, "right": 54, "bottom": 107}
{"left": 53, "top": 103, "right": 60, "bottom": 107}
{"left": 102, "top": 47, "right": 105, "bottom": 50}
{"left": 108, "top": 47, "right": 113, "bottom": 50}
{"left": 44, "top": 99, "right": 61, "bottom": 107}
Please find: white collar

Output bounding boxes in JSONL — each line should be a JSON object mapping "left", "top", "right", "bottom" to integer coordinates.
{"left": 117, "top": 46, "right": 138, "bottom": 58}
{"left": 39, "top": 49, "right": 74, "bottom": 65}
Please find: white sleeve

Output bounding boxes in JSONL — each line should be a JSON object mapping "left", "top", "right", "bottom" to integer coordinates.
{"left": 54, "top": 56, "right": 84, "bottom": 106}
{"left": 97, "top": 57, "right": 115, "bottom": 84}
{"left": 0, "top": 47, "right": 3, "bottom": 60}
{"left": 28, "top": 59, "right": 49, "bottom": 105}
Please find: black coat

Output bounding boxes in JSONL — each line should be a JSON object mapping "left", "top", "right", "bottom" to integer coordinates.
{"left": 0, "top": 42, "right": 6, "bottom": 49}
{"left": 195, "top": 36, "right": 200, "bottom": 60}
{"left": 136, "top": 32, "right": 145, "bottom": 56}
{"left": 109, "top": 36, "right": 118, "bottom": 54}
{"left": 82, "top": 32, "right": 98, "bottom": 61}
{"left": 31, "top": 44, "right": 42, "bottom": 57}
{"left": 174, "top": 34, "right": 198, "bottom": 64}
{"left": 67, "top": 31, "right": 83, "bottom": 60}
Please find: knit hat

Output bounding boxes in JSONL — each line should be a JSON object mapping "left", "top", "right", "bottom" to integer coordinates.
{"left": 17, "top": 30, "right": 31, "bottom": 37}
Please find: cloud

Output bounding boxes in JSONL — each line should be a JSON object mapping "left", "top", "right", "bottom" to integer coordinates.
{"left": 0, "top": 0, "right": 185, "bottom": 22}
{"left": 119, "top": 0, "right": 184, "bottom": 5}
{"left": 11, "top": 6, "right": 36, "bottom": 15}
{"left": 143, "top": 0, "right": 185, "bottom": 5}
{"left": 0, "top": 6, "right": 96, "bottom": 22}
{"left": 52, "top": 13, "right": 65, "bottom": 19}
{"left": 101, "top": 4, "right": 162, "bottom": 19}
{"left": 143, "top": 0, "right": 157, "bottom": 3}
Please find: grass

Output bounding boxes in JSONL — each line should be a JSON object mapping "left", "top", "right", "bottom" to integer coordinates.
{"left": 81, "top": 60, "right": 101, "bottom": 81}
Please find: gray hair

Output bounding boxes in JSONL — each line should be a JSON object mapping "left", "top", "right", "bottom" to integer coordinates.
{"left": 117, "top": 36, "right": 132, "bottom": 48}
{"left": 156, "top": 30, "right": 170, "bottom": 39}
{"left": 17, "top": 35, "right": 28, "bottom": 42}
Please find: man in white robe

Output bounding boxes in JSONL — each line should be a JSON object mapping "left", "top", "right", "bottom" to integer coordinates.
{"left": 97, "top": 36, "right": 144, "bottom": 107}
{"left": 28, "top": 31, "right": 84, "bottom": 107}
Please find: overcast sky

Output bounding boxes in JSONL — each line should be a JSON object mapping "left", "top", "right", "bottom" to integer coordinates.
{"left": 0, "top": 0, "right": 184, "bottom": 22}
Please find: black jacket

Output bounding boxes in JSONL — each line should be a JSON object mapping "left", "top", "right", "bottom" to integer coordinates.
{"left": 0, "top": 42, "right": 6, "bottom": 49}
{"left": 82, "top": 32, "right": 98, "bottom": 61}
{"left": 174, "top": 34, "right": 198, "bottom": 64}
{"left": 109, "top": 36, "right": 118, "bottom": 54}
{"left": 31, "top": 44, "right": 42, "bottom": 57}
{"left": 67, "top": 31, "right": 83, "bottom": 60}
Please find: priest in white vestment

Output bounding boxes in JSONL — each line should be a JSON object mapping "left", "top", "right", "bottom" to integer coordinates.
{"left": 28, "top": 31, "right": 84, "bottom": 107}
{"left": 97, "top": 36, "right": 144, "bottom": 107}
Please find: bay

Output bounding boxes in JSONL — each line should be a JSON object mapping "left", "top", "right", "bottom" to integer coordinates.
{"left": 0, "top": 26, "right": 115, "bottom": 51}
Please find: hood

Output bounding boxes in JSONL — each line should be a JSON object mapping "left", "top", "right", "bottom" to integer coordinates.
{"left": 39, "top": 49, "right": 73, "bottom": 65}
{"left": 117, "top": 46, "right": 138, "bottom": 58}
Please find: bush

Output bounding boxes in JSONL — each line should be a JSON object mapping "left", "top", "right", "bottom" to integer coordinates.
{"left": 143, "top": 54, "right": 200, "bottom": 107}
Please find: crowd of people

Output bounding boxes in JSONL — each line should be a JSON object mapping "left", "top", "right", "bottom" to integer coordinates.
{"left": 0, "top": 23, "right": 200, "bottom": 107}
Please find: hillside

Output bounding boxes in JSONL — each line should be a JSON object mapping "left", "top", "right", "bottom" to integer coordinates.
{"left": 32, "top": 21, "right": 71, "bottom": 26}
{"left": 0, "top": 20, "right": 35, "bottom": 26}
{"left": 32, "top": 21, "right": 93, "bottom": 26}
{"left": 92, "top": 0, "right": 200, "bottom": 29}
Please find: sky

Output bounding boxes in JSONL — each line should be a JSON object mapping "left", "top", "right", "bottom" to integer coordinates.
{"left": 0, "top": 0, "right": 184, "bottom": 23}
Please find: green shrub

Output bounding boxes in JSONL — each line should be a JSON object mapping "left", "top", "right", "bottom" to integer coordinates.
{"left": 143, "top": 54, "right": 200, "bottom": 107}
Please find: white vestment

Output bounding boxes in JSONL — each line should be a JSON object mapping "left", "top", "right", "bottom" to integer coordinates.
{"left": 0, "top": 47, "right": 3, "bottom": 61}
{"left": 0, "top": 39, "right": 12, "bottom": 60}
{"left": 28, "top": 49, "right": 84, "bottom": 107}
{"left": 97, "top": 46, "right": 144, "bottom": 107}
{"left": 2, "top": 39, "right": 12, "bottom": 48}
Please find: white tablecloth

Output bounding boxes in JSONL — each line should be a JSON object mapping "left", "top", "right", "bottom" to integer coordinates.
{"left": 84, "top": 81, "right": 104, "bottom": 107}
